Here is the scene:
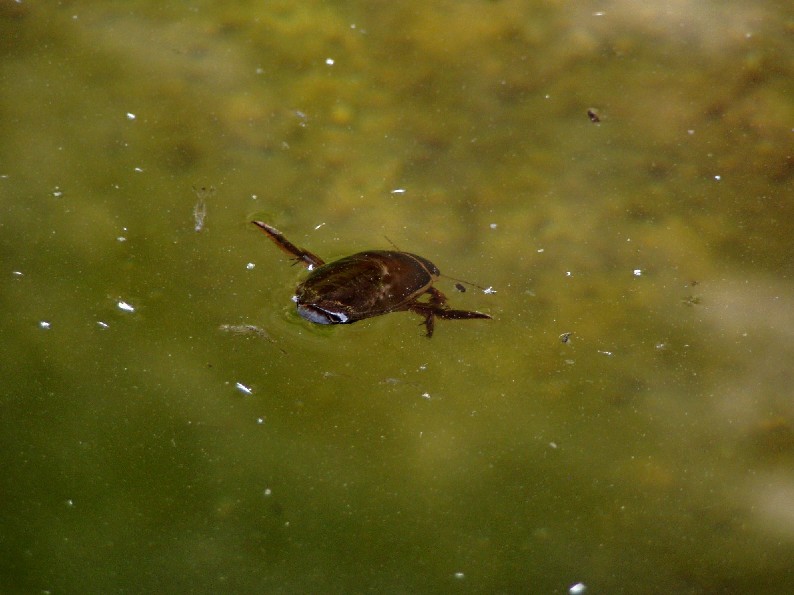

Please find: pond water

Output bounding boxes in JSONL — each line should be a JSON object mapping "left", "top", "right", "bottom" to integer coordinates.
{"left": 1, "top": 1, "right": 793, "bottom": 592}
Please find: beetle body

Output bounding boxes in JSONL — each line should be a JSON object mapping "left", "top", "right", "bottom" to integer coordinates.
{"left": 252, "top": 221, "right": 490, "bottom": 337}
{"left": 295, "top": 250, "right": 439, "bottom": 325}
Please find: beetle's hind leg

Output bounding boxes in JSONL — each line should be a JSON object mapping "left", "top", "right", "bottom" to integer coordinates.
{"left": 408, "top": 302, "right": 437, "bottom": 338}
{"left": 426, "top": 286, "right": 448, "bottom": 308}
{"left": 409, "top": 287, "right": 491, "bottom": 338}
{"left": 252, "top": 221, "right": 325, "bottom": 269}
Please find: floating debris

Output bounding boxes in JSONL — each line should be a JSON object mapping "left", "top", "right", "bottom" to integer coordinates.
{"left": 454, "top": 282, "right": 466, "bottom": 292}
{"left": 117, "top": 300, "right": 135, "bottom": 313}
{"left": 559, "top": 331, "right": 572, "bottom": 344}
{"left": 219, "top": 323, "right": 271, "bottom": 339}
{"left": 682, "top": 295, "right": 702, "bottom": 306}
{"left": 587, "top": 108, "right": 601, "bottom": 123}
{"left": 219, "top": 323, "right": 285, "bottom": 353}
{"left": 191, "top": 185, "right": 214, "bottom": 232}
{"left": 39, "top": 321, "right": 51, "bottom": 329}
{"left": 235, "top": 382, "right": 253, "bottom": 395}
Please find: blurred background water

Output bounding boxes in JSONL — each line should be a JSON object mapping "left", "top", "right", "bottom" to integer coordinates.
{"left": 1, "top": 1, "right": 793, "bottom": 593}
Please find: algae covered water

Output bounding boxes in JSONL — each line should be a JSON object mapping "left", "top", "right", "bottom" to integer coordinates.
{"left": 1, "top": 2, "right": 793, "bottom": 592}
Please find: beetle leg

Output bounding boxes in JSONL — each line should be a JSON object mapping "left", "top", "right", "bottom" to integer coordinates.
{"left": 408, "top": 300, "right": 491, "bottom": 338}
{"left": 252, "top": 221, "right": 325, "bottom": 269}
{"left": 408, "top": 302, "right": 436, "bottom": 337}
{"left": 434, "top": 308, "right": 492, "bottom": 322}
{"left": 426, "top": 286, "right": 448, "bottom": 308}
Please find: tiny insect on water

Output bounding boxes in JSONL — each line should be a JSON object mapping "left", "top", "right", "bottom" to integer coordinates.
{"left": 252, "top": 221, "right": 492, "bottom": 337}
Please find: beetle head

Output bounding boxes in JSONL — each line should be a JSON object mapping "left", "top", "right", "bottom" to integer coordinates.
{"left": 294, "top": 296, "right": 352, "bottom": 325}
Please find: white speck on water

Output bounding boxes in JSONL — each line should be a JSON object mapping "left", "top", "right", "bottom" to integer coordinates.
{"left": 483, "top": 286, "right": 496, "bottom": 294}
{"left": 65, "top": 499, "right": 75, "bottom": 508}
{"left": 12, "top": 271, "right": 23, "bottom": 277}
{"left": 325, "top": 57, "right": 335, "bottom": 65}
{"left": 133, "top": 167, "right": 143, "bottom": 173}
{"left": 569, "top": 582, "right": 587, "bottom": 594}
{"left": 263, "top": 488, "right": 272, "bottom": 496}
{"left": 566, "top": 271, "right": 572, "bottom": 277}
{"left": 537, "top": 248, "right": 544, "bottom": 253}
{"left": 549, "top": 442, "right": 558, "bottom": 449}
{"left": 51, "top": 187, "right": 63, "bottom": 198}
{"left": 39, "top": 321, "right": 51, "bottom": 329}
{"left": 454, "top": 572, "right": 465, "bottom": 580}
{"left": 235, "top": 382, "right": 253, "bottom": 395}
{"left": 421, "top": 392, "right": 431, "bottom": 400}
{"left": 256, "top": 417, "right": 265, "bottom": 425}
{"left": 687, "top": 129, "right": 695, "bottom": 135}
{"left": 633, "top": 269, "right": 642, "bottom": 276}
{"left": 714, "top": 175, "right": 721, "bottom": 181}
{"left": 489, "top": 223, "right": 498, "bottom": 229}
{"left": 117, "top": 300, "right": 135, "bottom": 312}
{"left": 97, "top": 321, "right": 109, "bottom": 329}
{"left": 390, "top": 188, "right": 406, "bottom": 194}
{"left": 126, "top": 112, "right": 136, "bottom": 120}
{"left": 598, "top": 350, "right": 613, "bottom": 356}
{"left": 246, "top": 262, "right": 255, "bottom": 270}
{"left": 314, "top": 222, "right": 326, "bottom": 230}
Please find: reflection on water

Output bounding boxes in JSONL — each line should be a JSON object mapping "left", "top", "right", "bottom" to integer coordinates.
{"left": 1, "top": 1, "right": 793, "bottom": 592}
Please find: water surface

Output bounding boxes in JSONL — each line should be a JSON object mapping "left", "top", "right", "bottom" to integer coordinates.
{"left": 1, "top": 1, "right": 793, "bottom": 592}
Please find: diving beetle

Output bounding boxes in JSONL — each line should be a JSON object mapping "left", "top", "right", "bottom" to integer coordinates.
{"left": 252, "top": 221, "right": 491, "bottom": 337}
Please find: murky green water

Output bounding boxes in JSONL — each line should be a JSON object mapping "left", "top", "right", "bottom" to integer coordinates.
{"left": 2, "top": 1, "right": 793, "bottom": 593}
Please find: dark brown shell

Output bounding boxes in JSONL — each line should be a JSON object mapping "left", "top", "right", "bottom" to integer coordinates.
{"left": 295, "top": 251, "right": 439, "bottom": 324}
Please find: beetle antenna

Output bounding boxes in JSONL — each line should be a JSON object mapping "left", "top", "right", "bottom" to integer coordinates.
{"left": 383, "top": 235, "right": 401, "bottom": 251}
{"left": 441, "top": 273, "right": 488, "bottom": 292}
